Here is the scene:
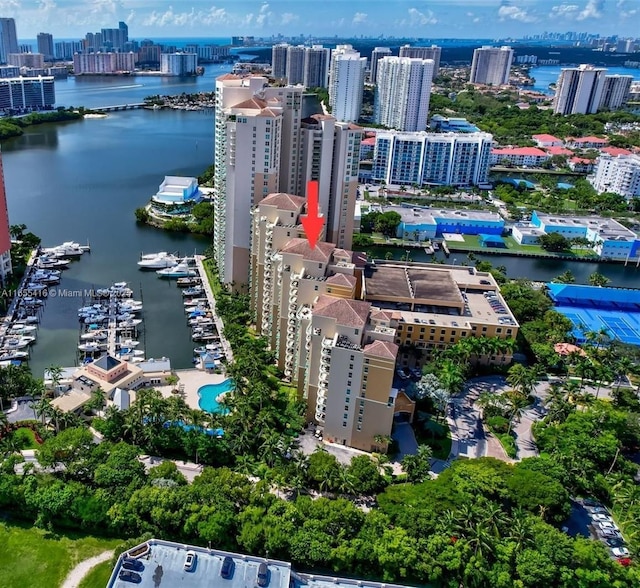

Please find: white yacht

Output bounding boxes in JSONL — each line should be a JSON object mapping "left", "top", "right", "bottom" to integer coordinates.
{"left": 138, "top": 252, "right": 179, "bottom": 269}
{"left": 156, "top": 260, "right": 197, "bottom": 278}
{"left": 78, "top": 341, "right": 107, "bottom": 352}
{"left": 80, "top": 331, "right": 107, "bottom": 341}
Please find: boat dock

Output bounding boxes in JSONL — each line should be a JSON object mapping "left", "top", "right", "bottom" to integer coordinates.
{"left": 193, "top": 256, "right": 233, "bottom": 363}
{"left": 442, "top": 241, "right": 450, "bottom": 257}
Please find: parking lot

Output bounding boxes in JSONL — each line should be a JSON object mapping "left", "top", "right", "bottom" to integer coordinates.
{"left": 566, "top": 498, "right": 631, "bottom": 565}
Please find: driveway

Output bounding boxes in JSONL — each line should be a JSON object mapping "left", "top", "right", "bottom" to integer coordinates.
{"left": 391, "top": 421, "right": 418, "bottom": 460}
{"left": 6, "top": 398, "right": 37, "bottom": 423}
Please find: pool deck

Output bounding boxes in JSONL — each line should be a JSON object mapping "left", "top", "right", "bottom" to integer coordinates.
{"left": 168, "top": 368, "right": 228, "bottom": 410}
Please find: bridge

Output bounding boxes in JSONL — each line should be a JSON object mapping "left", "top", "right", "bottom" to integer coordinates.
{"left": 92, "top": 103, "right": 146, "bottom": 112}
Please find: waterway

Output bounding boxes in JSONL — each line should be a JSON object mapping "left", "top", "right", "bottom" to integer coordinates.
{"left": 527, "top": 65, "right": 640, "bottom": 95}
{"left": 2, "top": 108, "right": 214, "bottom": 378}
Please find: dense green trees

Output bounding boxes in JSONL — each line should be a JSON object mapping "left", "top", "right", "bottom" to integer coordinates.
{"left": 359, "top": 211, "right": 402, "bottom": 237}
{"left": 539, "top": 232, "right": 571, "bottom": 252}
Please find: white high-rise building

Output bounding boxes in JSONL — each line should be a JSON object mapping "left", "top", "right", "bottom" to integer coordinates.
{"left": 271, "top": 43, "right": 288, "bottom": 79}
{"left": 590, "top": 154, "right": 640, "bottom": 199}
{"left": 0, "top": 18, "right": 18, "bottom": 65}
{"left": 371, "top": 131, "right": 493, "bottom": 187}
{"left": 328, "top": 45, "right": 366, "bottom": 123}
{"left": 375, "top": 57, "right": 434, "bottom": 132}
{"left": 399, "top": 45, "right": 441, "bottom": 77}
{"left": 303, "top": 45, "right": 330, "bottom": 89}
{"left": 369, "top": 47, "right": 392, "bottom": 84}
{"left": 599, "top": 74, "right": 633, "bottom": 111}
{"left": 285, "top": 45, "right": 305, "bottom": 85}
{"left": 469, "top": 46, "right": 513, "bottom": 86}
{"left": 553, "top": 64, "right": 607, "bottom": 115}
{"left": 160, "top": 53, "right": 198, "bottom": 76}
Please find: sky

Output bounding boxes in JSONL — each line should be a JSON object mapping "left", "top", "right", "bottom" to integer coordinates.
{"left": 2, "top": 0, "right": 639, "bottom": 40}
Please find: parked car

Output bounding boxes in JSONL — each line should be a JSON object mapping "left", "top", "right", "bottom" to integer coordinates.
{"left": 257, "top": 562, "right": 270, "bottom": 587}
{"left": 605, "top": 537, "right": 626, "bottom": 548}
{"left": 598, "top": 521, "right": 619, "bottom": 531}
{"left": 122, "top": 558, "right": 144, "bottom": 572}
{"left": 119, "top": 570, "right": 142, "bottom": 584}
{"left": 184, "top": 551, "right": 197, "bottom": 572}
{"left": 612, "top": 547, "right": 630, "bottom": 558}
{"left": 582, "top": 499, "right": 602, "bottom": 507}
{"left": 597, "top": 528, "right": 622, "bottom": 539}
{"left": 221, "top": 556, "right": 235, "bottom": 579}
{"left": 591, "top": 513, "right": 613, "bottom": 522}
{"left": 587, "top": 506, "right": 608, "bottom": 514}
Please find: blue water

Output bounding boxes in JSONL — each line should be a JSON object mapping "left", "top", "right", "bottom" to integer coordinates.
{"left": 162, "top": 420, "right": 224, "bottom": 437}
{"left": 528, "top": 65, "right": 640, "bottom": 95}
{"left": 198, "top": 380, "right": 234, "bottom": 413}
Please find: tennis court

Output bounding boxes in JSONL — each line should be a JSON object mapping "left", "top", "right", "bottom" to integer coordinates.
{"left": 599, "top": 316, "right": 640, "bottom": 346}
{"left": 555, "top": 305, "right": 640, "bottom": 346}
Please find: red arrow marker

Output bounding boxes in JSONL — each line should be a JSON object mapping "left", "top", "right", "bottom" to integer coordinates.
{"left": 301, "top": 180, "right": 324, "bottom": 250}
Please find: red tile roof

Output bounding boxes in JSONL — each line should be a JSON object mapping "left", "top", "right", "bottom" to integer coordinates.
{"left": 532, "top": 134, "right": 562, "bottom": 143}
{"left": 313, "top": 295, "right": 371, "bottom": 328}
{"left": 601, "top": 146, "right": 633, "bottom": 157}
{"left": 570, "top": 157, "right": 593, "bottom": 164}
{"left": 568, "top": 136, "right": 608, "bottom": 144}
{"left": 259, "top": 193, "right": 305, "bottom": 211}
{"left": 545, "top": 146, "right": 573, "bottom": 156}
{"left": 363, "top": 340, "right": 398, "bottom": 360}
{"left": 280, "top": 238, "right": 335, "bottom": 262}
{"left": 492, "top": 147, "right": 548, "bottom": 157}
{"left": 361, "top": 137, "right": 376, "bottom": 146}
{"left": 326, "top": 273, "right": 357, "bottom": 288}
{"left": 232, "top": 97, "right": 269, "bottom": 109}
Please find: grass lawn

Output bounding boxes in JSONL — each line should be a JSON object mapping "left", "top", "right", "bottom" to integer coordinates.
{"left": 450, "top": 234, "right": 599, "bottom": 259}
{"left": 414, "top": 418, "right": 452, "bottom": 460}
{"left": 495, "top": 432, "right": 518, "bottom": 459}
{"left": 0, "top": 522, "right": 120, "bottom": 588}
{"left": 11, "top": 428, "right": 40, "bottom": 450}
{"left": 78, "top": 560, "right": 114, "bottom": 588}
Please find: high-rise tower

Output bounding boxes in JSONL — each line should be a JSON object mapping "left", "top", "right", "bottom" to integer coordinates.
{"left": 553, "top": 64, "right": 607, "bottom": 115}
{"left": 469, "top": 46, "right": 513, "bottom": 86}
{"left": 369, "top": 47, "right": 392, "bottom": 84}
{"left": 399, "top": 45, "right": 441, "bottom": 77}
{"left": 328, "top": 45, "right": 366, "bottom": 123}
{"left": 0, "top": 18, "right": 18, "bottom": 65}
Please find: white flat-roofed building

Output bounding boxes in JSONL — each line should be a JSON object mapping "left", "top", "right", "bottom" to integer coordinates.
{"left": 160, "top": 52, "right": 197, "bottom": 75}
{"left": 590, "top": 154, "right": 640, "bottom": 199}
{"left": 375, "top": 56, "right": 434, "bottom": 132}
{"left": 328, "top": 45, "right": 366, "bottom": 123}
{"left": 0, "top": 76, "right": 55, "bottom": 112}
{"left": 553, "top": 64, "right": 607, "bottom": 115}
{"left": 73, "top": 52, "right": 116, "bottom": 74}
{"left": 285, "top": 45, "right": 305, "bottom": 85}
{"left": 599, "top": 74, "right": 633, "bottom": 110}
{"left": 372, "top": 131, "right": 493, "bottom": 186}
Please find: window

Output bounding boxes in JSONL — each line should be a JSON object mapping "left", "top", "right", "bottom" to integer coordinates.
{"left": 343, "top": 413, "right": 348, "bottom": 419}
{"left": 342, "top": 421, "right": 347, "bottom": 427}
{"left": 344, "top": 405, "right": 349, "bottom": 411}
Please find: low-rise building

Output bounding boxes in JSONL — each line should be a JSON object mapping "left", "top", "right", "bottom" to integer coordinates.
{"left": 568, "top": 157, "right": 596, "bottom": 173}
{"left": 490, "top": 146, "right": 550, "bottom": 167}
{"left": 565, "top": 136, "right": 608, "bottom": 149}
{"left": 532, "top": 133, "right": 563, "bottom": 147}
{"left": 149, "top": 175, "right": 204, "bottom": 218}
{"left": 374, "top": 204, "right": 504, "bottom": 241}
{"left": 513, "top": 211, "right": 640, "bottom": 260}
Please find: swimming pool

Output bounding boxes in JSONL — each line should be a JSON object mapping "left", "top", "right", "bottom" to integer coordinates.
{"left": 198, "top": 379, "right": 234, "bottom": 414}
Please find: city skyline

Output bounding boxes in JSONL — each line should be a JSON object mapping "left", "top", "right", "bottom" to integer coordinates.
{"left": 0, "top": 0, "right": 638, "bottom": 40}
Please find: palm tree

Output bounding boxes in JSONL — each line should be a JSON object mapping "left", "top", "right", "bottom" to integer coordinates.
{"left": 31, "top": 396, "right": 52, "bottom": 426}
{"left": 336, "top": 468, "right": 356, "bottom": 496}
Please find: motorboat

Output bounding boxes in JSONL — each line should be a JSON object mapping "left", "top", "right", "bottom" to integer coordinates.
{"left": 117, "top": 339, "right": 140, "bottom": 348}
{"left": 138, "top": 252, "right": 179, "bottom": 269}
{"left": 118, "top": 318, "right": 142, "bottom": 328}
{"left": 156, "top": 261, "right": 197, "bottom": 278}
{"left": 118, "top": 302, "right": 143, "bottom": 314}
{"left": 42, "top": 242, "right": 85, "bottom": 257}
{"left": 184, "top": 297, "right": 207, "bottom": 306}
{"left": 9, "top": 323, "right": 38, "bottom": 333}
{"left": 0, "top": 350, "right": 29, "bottom": 361}
{"left": 83, "top": 315, "right": 108, "bottom": 324}
{"left": 80, "top": 330, "right": 107, "bottom": 341}
{"left": 37, "top": 257, "right": 70, "bottom": 269}
{"left": 117, "top": 348, "right": 145, "bottom": 357}
{"left": 177, "top": 277, "right": 201, "bottom": 287}
{"left": 78, "top": 341, "right": 107, "bottom": 352}
{"left": 3, "top": 336, "right": 34, "bottom": 349}
{"left": 182, "top": 286, "right": 204, "bottom": 297}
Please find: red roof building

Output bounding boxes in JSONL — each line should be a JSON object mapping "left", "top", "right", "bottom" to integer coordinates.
{"left": 565, "top": 136, "right": 608, "bottom": 148}
{"left": 545, "top": 146, "right": 573, "bottom": 156}
{"left": 532, "top": 133, "right": 563, "bottom": 147}
{"left": 490, "top": 146, "right": 550, "bottom": 166}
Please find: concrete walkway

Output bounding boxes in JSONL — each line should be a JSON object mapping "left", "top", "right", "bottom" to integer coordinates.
{"left": 193, "top": 255, "right": 233, "bottom": 363}
{"left": 60, "top": 550, "right": 114, "bottom": 588}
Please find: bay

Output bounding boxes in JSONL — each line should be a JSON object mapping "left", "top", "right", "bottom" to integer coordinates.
{"left": 2, "top": 108, "right": 215, "bottom": 378}
{"left": 527, "top": 64, "right": 640, "bottom": 95}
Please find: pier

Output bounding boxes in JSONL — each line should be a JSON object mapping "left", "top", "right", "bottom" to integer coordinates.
{"left": 193, "top": 256, "right": 233, "bottom": 363}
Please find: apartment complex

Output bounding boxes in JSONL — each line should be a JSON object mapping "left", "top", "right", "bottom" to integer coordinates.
{"left": 369, "top": 47, "right": 392, "bottom": 84}
{"left": 213, "top": 74, "right": 362, "bottom": 286}
{"left": 0, "top": 152, "right": 12, "bottom": 285}
{"left": 8, "top": 53, "right": 44, "bottom": 69}
{"left": 271, "top": 44, "right": 330, "bottom": 88}
{"left": 599, "top": 74, "right": 633, "bottom": 111}
{"left": 590, "top": 154, "right": 640, "bottom": 199}
{"left": 399, "top": 44, "right": 441, "bottom": 77}
{"left": 37, "top": 33, "right": 54, "bottom": 61}
{"left": 0, "top": 18, "right": 18, "bottom": 64}
{"left": 469, "top": 46, "right": 513, "bottom": 86}
{"left": 371, "top": 131, "right": 493, "bottom": 186}
{"left": 250, "top": 194, "right": 518, "bottom": 451}
{"left": 374, "top": 57, "right": 434, "bottom": 132}
{"left": 0, "top": 76, "right": 55, "bottom": 112}
{"left": 328, "top": 45, "right": 366, "bottom": 123}
{"left": 160, "top": 52, "right": 198, "bottom": 76}
{"left": 73, "top": 52, "right": 135, "bottom": 74}
{"left": 553, "top": 64, "right": 607, "bottom": 115}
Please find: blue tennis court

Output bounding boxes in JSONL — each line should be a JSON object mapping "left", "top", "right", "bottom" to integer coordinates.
{"left": 555, "top": 305, "right": 640, "bottom": 346}
{"left": 599, "top": 316, "right": 640, "bottom": 345}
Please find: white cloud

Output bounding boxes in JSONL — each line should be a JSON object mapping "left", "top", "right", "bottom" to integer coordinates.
{"left": 498, "top": 5, "right": 538, "bottom": 23}
{"left": 255, "top": 2, "right": 271, "bottom": 27}
{"left": 352, "top": 12, "right": 367, "bottom": 25}
{"left": 280, "top": 12, "right": 297, "bottom": 25}
{"left": 142, "top": 5, "right": 229, "bottom": 28}
{"left": 550, "top": 4, "right": 580, "bottom": 17}
{"left": 576, "top": 0, "right": 604, "bottom": 20}
{"left": 407, "top": 7, "right": 438, "bottom": 25}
